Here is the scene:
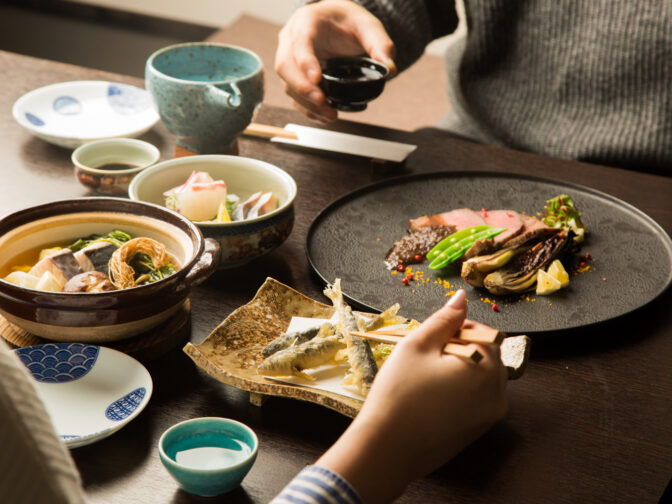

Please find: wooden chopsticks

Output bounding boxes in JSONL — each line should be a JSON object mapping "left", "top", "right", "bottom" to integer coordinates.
{"left": 350, "top": 327, "right": 503, "bottom": 364}
{"left": 243, "top": 123, "right": 298, "bottom": 140}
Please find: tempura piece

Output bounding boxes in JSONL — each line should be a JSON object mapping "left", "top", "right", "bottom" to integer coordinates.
{"left": 261, "top": 323, "right": 335, "bottom": 358}
{"left": 257, "top": 335, "right": 345, "bottom": 380}
{"left": 324, "top": 279, "right": 378, "bottom": 396}
{"left": 357, "top": 302, "right": 407, "bottom": 332}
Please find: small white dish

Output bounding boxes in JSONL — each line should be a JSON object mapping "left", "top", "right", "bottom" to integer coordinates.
{"left": 12, "top": 81, "right": 160, "bottom": 149}
{"left": 14, "top": 343, "right": 153, "bottom": 448}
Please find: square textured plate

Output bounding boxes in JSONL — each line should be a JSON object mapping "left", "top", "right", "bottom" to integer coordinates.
{"left": 184, "top": 278, "right": 530, "bottom": 418}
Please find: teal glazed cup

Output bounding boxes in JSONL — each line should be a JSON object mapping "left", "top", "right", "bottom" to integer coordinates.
{"left": 159, "top": 417, "right": 259, "bottom": 496}
{"left": 146, "top": 42, "right": 264, "bottom": 154}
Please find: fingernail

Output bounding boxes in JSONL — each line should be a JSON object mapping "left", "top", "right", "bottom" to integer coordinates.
{"left": 307, "top": 67, "right": 320, "bottom": 83}
{"left": 446, "top": 289, "right": 466, "bottom": 308}
{"left": 309, "top": 90, "right": 322, "bottom": 104}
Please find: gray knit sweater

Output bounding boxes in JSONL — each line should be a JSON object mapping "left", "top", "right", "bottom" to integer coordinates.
{"left": 346, "top": 0, "right": 672, "bottom": 173}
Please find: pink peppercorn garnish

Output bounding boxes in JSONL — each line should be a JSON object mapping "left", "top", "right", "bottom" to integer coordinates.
{"left": 397, "top": 264, "right": 405, "bottom": 272}
{"left": 492, "top": 304, "right": 499, "bottom": 312}
{"left": 402, "top": 277, "right": 409, "bottom": 285}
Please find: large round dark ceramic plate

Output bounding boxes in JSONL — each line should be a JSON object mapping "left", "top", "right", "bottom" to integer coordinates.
{"left": 306, "top": 171, "right": 672, "bottom": 333}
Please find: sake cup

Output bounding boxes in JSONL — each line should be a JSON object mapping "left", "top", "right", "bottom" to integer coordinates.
{"left": 158, "top": 417, "right": 259, "bottom": 496}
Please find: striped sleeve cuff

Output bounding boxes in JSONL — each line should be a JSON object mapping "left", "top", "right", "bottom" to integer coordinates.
{"left": 270, "top": 465, "right": 364, "bottom": 504}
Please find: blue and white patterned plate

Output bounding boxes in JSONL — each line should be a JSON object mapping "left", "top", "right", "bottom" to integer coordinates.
{"left": 12, "top": 81, "right": 160, "bottom": 149}
{"left": 14, "top": 343, "right": 153, "bottom": 449}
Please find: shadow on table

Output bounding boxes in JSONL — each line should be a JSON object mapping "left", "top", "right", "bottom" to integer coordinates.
{"left": 530, "top": 288, "right": 672, "bottom": 359}
{"left": 170, "top": 485, "right": 254, "bottom": 504}
{"left": 72, "top": 409, "right": 153, "bottom": 487}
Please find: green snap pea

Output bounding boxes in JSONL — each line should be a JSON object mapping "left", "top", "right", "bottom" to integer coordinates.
{"left": 426, "top": 225, "right": 491, "bottom": 261}
{"left": 428, "top": 227, "right": 506, "bottom": 270}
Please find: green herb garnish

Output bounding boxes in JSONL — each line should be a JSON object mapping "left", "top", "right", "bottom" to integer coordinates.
{"left": 540, "top": 194, "right": 586, "bottom": 243}
{"left": 68, "top": 230, "right": 132, "bottom": 252}
{"left": 130, "top": 252, "right": 176, "bottom": 285}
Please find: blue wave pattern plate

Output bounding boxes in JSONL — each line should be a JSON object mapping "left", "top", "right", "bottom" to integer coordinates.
{"left": 14, "top": 344, "right": 153, "bottom": 449}
{"left": 12, "top": 80, "right": 159, "bottom": 148}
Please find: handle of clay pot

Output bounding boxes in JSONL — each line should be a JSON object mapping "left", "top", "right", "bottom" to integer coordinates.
{"left": 208, "top": 82, "right": 242, "bottom": 108}
{"left": 183, "top": 238, "right": 221, "bottom": 287}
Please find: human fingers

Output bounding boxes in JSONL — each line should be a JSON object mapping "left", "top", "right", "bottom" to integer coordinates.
{"left": 408, "top": 289, "right": 467, "bottom": 351}
{"left": 352, "top": 14, "right": 397, "bottom": 76}
{"left": 286, "top": 86, "right": 337, "bottom": 122}
{"left": 275, "top": 30, "right": 323, "bottom": 106}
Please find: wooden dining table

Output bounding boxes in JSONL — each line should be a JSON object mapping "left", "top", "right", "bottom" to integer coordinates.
{"left": 1, "top": 49, "right": 671, "bottom": 504}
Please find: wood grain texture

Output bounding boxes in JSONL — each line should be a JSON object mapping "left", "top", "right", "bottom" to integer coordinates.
{"left": 1, "top": 50, "right": 671, "bottom": 504}
{"left": 0, "top": 300, "right": 191, "bottom": 362}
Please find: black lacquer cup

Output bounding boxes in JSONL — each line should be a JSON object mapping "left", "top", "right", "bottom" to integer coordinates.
{"left": 320, "top": 57, "right": 389, "bottom": 111}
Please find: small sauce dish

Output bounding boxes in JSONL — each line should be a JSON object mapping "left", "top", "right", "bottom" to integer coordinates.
{"left": 158, "top": 417, "right": 259, "bottom": 496}
{"left": 72, "top": 138, "right": 160, "bottom": 195}
{"left": 320, "top": 56, "right": 390, "bottom": 111}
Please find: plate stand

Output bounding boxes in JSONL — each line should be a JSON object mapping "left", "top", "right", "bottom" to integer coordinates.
{"left": 0, "top": 299, "right": 191, "bottom": 362}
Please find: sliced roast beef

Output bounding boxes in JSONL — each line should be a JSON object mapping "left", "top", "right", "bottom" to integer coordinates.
{"left": 500, "top": 215, "right": 560, "bottom": 248}
{"left": 483, "top": 210, "right": 524, "bottom": 244}
{"left": 409, "top": 208, "right": 486, "bottom": 232}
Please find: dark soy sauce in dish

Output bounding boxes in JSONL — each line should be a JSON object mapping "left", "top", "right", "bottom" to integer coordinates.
{"left": 95, "top": 162, "right": 139, "bottom": 171}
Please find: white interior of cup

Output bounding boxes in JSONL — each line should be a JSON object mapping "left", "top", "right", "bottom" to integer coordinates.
{"left": 72, "top": 139, "right": 161, "bottom": 175}
{"left": 0, "top": 212, "right": 193, "bottom": 278}
{"left": 128, "top": 155, "right": 297, "bottom": 226}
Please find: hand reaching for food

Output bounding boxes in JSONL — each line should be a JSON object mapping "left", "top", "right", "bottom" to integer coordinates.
{"left": 275, "top": 0, "right": 396, "bottom": 122}
{"left": 315, "top": 289, "right": 508, "bottom": 503}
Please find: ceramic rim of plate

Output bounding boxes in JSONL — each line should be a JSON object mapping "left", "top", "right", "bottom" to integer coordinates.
{"left": 11, "top": 80, "right": 159, "bottom": 141}
{"left": 14, "top": 343, "right": 153, "bottom": 448}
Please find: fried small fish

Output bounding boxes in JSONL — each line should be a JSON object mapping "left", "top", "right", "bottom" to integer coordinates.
{"left": 324, "top": 279, "right": 378, "bottom": 396}
{"left": 357, "top": 303, "right": 406, "bottom": 332}
{"left": 262, "top": 325, "right": 323, "bottom": 358}
{"left": 257, "top": 335, "right": 345, "bottom": 380}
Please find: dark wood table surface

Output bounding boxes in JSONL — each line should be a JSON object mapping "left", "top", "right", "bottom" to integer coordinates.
{"left": 1, "top": 49, "right": 671, "bottom": 504}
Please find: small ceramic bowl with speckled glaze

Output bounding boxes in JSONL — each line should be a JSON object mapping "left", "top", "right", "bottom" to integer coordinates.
{"left": 128, "top": 155, "right": 296, "bottom": 269}
{"left": 0, "top": 198, "right": 220, "bottom": 341}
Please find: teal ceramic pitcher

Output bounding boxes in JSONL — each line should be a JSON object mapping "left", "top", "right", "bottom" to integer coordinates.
{"left": 146, "top": 42, "right": 264, "bottom": 153}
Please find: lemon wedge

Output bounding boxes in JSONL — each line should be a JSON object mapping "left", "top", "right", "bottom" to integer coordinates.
{"left": 536, "top": 269, "right": 562, "bottom": 295}
{"left": 547, "top": 259, "right": 570, "bottom": 287}
{"left": 216, "top": 201, "right": 231, "bottom": 223}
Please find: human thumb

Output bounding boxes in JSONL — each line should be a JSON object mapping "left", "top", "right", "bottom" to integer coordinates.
{"left": 411, "top": 289, "right": 467, "bottom": 349}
